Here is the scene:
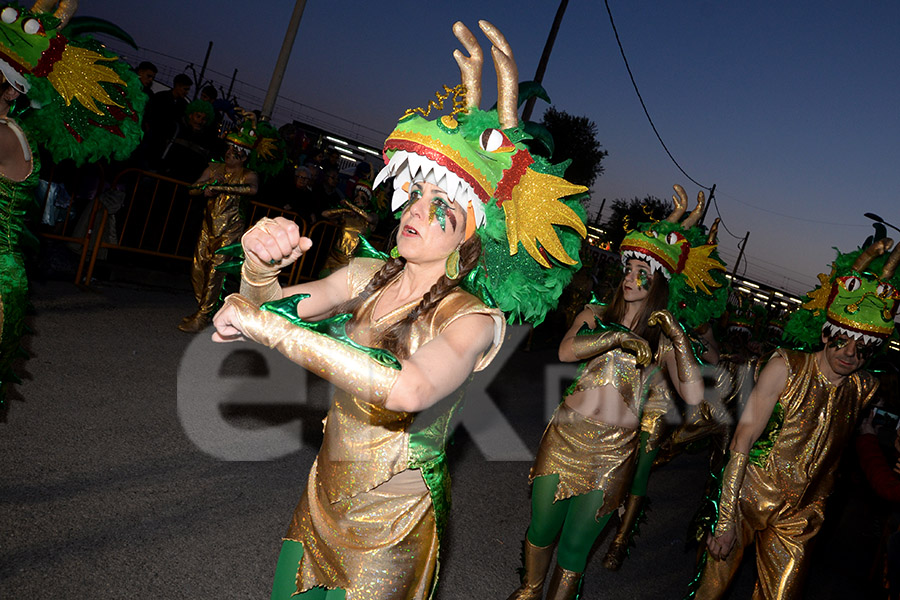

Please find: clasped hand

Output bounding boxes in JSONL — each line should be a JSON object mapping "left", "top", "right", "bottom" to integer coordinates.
{"left": 242, "top": 216, "right": 312, "bottom": 269}
{"left": 620, "top": 332, "right": 651, "bottom": 367}
{"left": 646, "top": 309, "right": 680, "bottom": 336}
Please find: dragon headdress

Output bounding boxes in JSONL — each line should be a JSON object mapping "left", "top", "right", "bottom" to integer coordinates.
{"left": 0, "top": 0, "right": 144, "bottom": 164}
{"left": 373, "top": 20, "right": 588, "bottom": 325}
{"left": 225, "top": 110, "right": 286, "bottom": 180}
{"left": 721, "top": 289, "right": 764, "bottom": 339}
{"left": 618, "top": 185, "right": 728, "bottom": 329}
{"left": 784, "top": 238, "right": 900, "bottom": 349}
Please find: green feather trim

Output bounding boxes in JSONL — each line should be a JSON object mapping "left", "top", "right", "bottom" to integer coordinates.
{"left": 477, "top": 197, "right": 585, "bottom": 326}
{"left": 20, "top": 36, "right": 145, "bottom": 165}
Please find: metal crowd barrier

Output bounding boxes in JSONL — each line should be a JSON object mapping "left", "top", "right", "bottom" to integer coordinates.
{"left": 39, "top": 168, "right": 342, "bottom": 287}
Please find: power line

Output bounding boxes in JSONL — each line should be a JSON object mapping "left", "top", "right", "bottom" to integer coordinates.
{"left": 709, "top": 192, "right": 744, "bottom": 240}
{"left": 603, "top": 0, "right": 710, "bottom": 192}
{"left": 716, "top": 189, "right": 870, "bottom": 227}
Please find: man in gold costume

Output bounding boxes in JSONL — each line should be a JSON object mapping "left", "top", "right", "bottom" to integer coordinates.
{"left": 178, "top": 138, "right": 258, "bottom": 333}
{"left": 690, "top": 238, "right": 900, "bottom": 599}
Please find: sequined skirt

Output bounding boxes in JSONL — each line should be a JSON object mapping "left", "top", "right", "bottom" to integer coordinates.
{"left": 530, "top": 403, "right": 639, "bottom": 518}
{"left": 284, "top": 459, "right": 439, "bottom": 600}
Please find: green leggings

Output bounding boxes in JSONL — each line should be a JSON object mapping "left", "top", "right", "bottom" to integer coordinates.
{"left": 525, "top": 474, "right": 613, "bottom": 573}
{"left": 629, "top": 431, "right": 658, "bottom": 497}
{"left": 270, "top": 540, "right": 347, "bottom": 600}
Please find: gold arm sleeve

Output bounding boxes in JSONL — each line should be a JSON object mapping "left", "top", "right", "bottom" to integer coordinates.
{"left": 571, "top": 330, "right": 626, "bottom": 361}
{"left": 670, "top": 325, "right": 702, "bottom": 383}
{"left": 650, "top": 310, "right": 701, "bottom": 383}
{"left": 225, "top": 294, "right": 399, "bottom": 405}
{"left": 713, "top": 450, "right": 748, "bottom": 538}
{"left": 239, "top": 259, "right": 283, "bottom": 305}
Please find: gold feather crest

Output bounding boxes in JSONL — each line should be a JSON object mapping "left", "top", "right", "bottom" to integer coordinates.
{"left": 682, "top": 244, "right": 727, "bottom": 294}
{"left": 801, "top": 270, "right": 834, "bottom": 313}
{"left": 46, "top": 45, "right": 125, "bottom": 115}
{"left": 504, "top": 168, "right": 587, "bottom": 268}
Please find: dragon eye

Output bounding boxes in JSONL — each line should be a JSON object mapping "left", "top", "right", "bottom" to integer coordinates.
{"left": 479, "top": 128, "right": 514, "bottom": 153}
{"left": 665, "top": 232, "right": 679, "bottom": 244}
{"left": 1, "top": 7, "right": 18, "bottom": 23}
{"left": 842, "top": 276, "right": 861, "bottom": 292}
{"left": 647, "top": 230, "right": 658, "bottom": 238}
{"left": 22, "top": 18, "right": 41, "bottom": 35}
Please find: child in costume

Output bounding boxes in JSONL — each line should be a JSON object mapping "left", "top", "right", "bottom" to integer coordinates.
{"left": 506, "top": 187, "right": 728, "bottom": 598}
{"left": 688, "top": 238, "right": 898, "bottom": 599}
{"left": 0, "top": 0, "right": 143, "bottom": 412}
{"left": 179, "top": 115, "right": 284, "bottom": 333}
{"left": 211, "top": 20, "right": 588, "bottom": 600}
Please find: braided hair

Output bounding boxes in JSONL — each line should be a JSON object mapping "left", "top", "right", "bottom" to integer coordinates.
{"left": 330, "top": 234, "right": 483, "bottom": 359}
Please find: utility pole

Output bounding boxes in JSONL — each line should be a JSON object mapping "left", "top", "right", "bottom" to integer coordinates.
{"left": 193, "top": 41, "right": 213, "bottom": 100}
{"left": 731, "top": 231, "right": 750, "bottom": 277}
{"left": 700, "top": 183, "right": 715, "bottom": 227}
{"left": 521, "top": 0, "right": 569, "bottom": 122}
{"left": 261, "top": 0, "right": 307, "bottom": 121}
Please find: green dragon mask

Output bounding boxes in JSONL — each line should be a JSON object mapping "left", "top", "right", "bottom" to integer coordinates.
{"left": 617, "top": 185, "right": 728, "bottom": 329}
{"left": 0, "top": 1, "right": 144, "bottom": 164}
{"left": 785, "top": 239, "right": 900, "bottom": 348}
{"left": 373, "top": 21, "right": 589, "bottom": 325}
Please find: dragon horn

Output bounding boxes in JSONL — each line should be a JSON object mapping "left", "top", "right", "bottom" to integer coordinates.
{"left": 707, "top": 218, "right": 720, "bottom": 245}
{"left": 33, "top": 0, "right": 79, "bottom": 27}
{"left": 31, "top": 1, "right": 54, "bottom": 12}
{"left": 452, "top": 22, "right": 483, "bottom": 110}
{"left": 682, "top": 189, "right": 706, "bottom": 229}
{"left": 479, "top": 20, "right": 518, "bottom": 129}
{"left": 56, "top": 0, "right": 77, "bottom": 27}
{"left": 882, "top": 240, "right": 900, "bottom": 280}
{"left": 666, "top": 184, "right": 688, "bottom": 223}
{"left": 852, "top": 238, "right": 893, "bottom": 272}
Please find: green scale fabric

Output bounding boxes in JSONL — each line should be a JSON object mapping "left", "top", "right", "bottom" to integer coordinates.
{"left": 0, "top": 121, "right": 40, "bottom": 402}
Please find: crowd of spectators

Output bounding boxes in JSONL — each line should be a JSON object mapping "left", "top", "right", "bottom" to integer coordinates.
{"left": 35, "top": 61, "right": 386, "bottom": 287}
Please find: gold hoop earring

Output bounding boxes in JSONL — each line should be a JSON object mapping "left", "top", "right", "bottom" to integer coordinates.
{"left": 445, "top": 247, "right": 461, "bottom": 280}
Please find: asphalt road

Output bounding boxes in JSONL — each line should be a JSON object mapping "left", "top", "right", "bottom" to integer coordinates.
{"left": 0, "top": 276, "right": 878, "bottom": 599}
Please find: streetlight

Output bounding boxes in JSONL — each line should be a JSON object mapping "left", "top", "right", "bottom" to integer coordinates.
{"left": 864, "top": 212, "right": 900, "bottom": 235}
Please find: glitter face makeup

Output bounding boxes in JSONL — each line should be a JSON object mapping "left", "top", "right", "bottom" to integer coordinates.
{"left": 405, "top": 183, "right": 458, "bottom": 232}
{"left": 624, "top": 264, "right": 651, "bottom": 290}
{"left": 826, "top": 334, "right": 879, "bottom": 361}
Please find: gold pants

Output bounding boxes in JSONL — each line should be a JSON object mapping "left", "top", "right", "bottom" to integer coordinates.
{"left": 692, "top": 479, "right": 824, "bottom": 600}
{"left": 189, "top": 196, "right": 244, "bottom": 316}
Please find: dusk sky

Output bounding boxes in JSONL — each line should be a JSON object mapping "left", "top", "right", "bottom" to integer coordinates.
{"left": 86, "top": 0, "right": 900, "bottom": 296}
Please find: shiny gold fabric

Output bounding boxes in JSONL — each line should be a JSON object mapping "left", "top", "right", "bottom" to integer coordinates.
{"left": 323, "top": 202, "right": 373, "bottom": 272}
{"left": 713, "top": 451, "right": 748, "bottom": 538}
{"left": 694, "top": 348, "right": 877, "bottom": 600}
{"left": 530, "top": 403, "right": 638, "bottom": 518}
{"left": 283, "top": 257, "right": 505, "bottom": 599}
{"left": 570, "top": 348, "right": 643, "bottom": 420}
{"left": 641, "top": 370, "right": 673, "bottom": 451}
{"left": 228, "top": 295, "right": 401, "bottom": 406}
{"left": 189, "top": 164, "right": 251, "bottom": 315}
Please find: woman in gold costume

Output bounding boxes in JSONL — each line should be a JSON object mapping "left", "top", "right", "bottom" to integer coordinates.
{"left": 506, "top": 188, "right": 727, "bottom": 599}
{"left": 211, "top": 20, "right": 588, "bottom": 600}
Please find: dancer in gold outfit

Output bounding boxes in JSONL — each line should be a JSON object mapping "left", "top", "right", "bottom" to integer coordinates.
{"left": 689, "top": 238, "right": 900, "bottom": 599}
{"left": 179, "top": 128, "right": 260, "bottom": 333}
{"left": 321, "top": 180, "right": 378, "bottom": 274}
{"left": 212, "top": 20, "right": 588, "bottom": 600}
{"left": 506, "top": 189, "right": 727, "bottom": 599}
